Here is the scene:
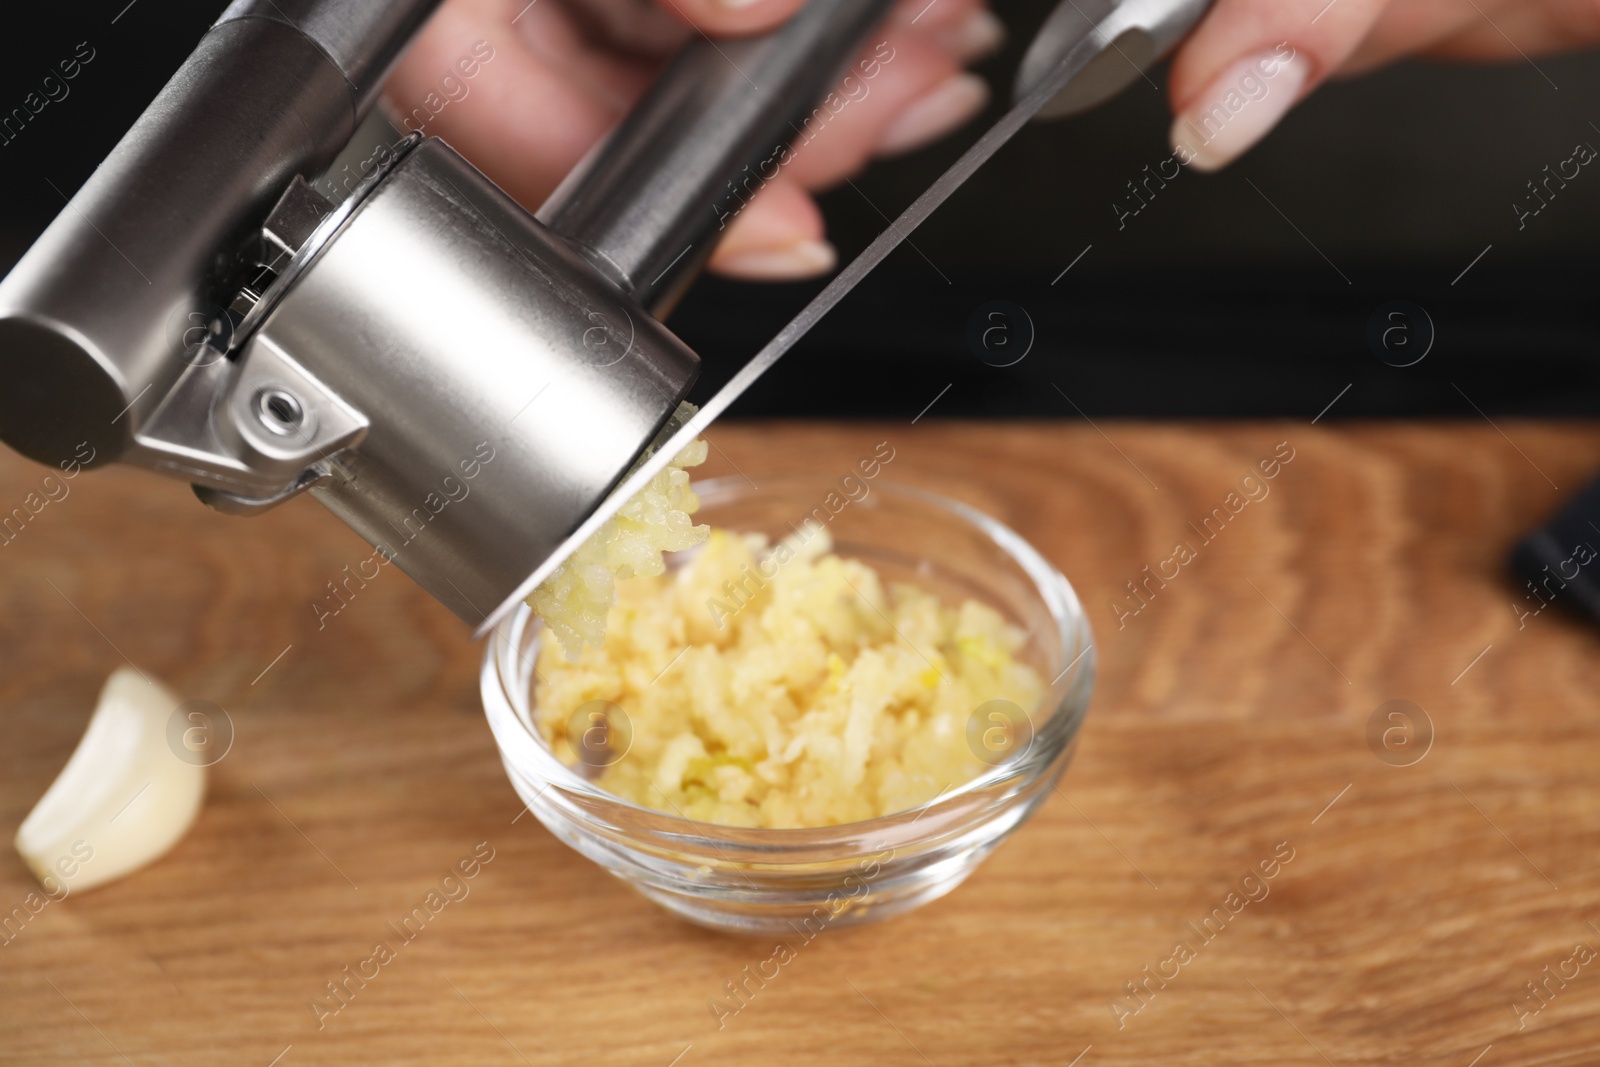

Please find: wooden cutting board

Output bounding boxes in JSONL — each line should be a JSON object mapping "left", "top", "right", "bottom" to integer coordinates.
{"left": 2, "top": 421, "right": 1598, "bottom": 1067}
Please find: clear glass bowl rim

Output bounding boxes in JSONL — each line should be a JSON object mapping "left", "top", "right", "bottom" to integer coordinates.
{"left": 480, "top": 475, "right": 1095, "bottom": 849}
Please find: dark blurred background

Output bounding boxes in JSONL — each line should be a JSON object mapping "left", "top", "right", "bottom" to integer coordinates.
{"left": 2, "top": 0, "right": 1598, "bottom": 419}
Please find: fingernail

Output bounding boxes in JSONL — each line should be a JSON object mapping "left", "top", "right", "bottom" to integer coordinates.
{"left": 714, "top": 0, "right": 764, "bottom": 7}
{"left": 717, "top": 239, "right": 837, "bottom": 280}
{"left": 1169, "top": 50, "right": 1311, "bottom": 172}
{"left": 940, "top": 10, "right": 1005, "bottom": 63}
{"left": 876, "top": 72, "right": 989, "bottom": 158}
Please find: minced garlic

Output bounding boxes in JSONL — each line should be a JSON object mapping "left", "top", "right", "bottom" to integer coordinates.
{"left": 533, "top": 524, "right": 1044, "bottom": 829}
{"left": 529, "top": 405, "right": 709, "bottom": 659}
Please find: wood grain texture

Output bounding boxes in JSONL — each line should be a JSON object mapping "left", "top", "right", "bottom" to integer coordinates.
{"left": 2, "top": 421, "right": 1599, "bottom": 1067}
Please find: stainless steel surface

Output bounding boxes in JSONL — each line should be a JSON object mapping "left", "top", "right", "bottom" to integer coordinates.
{"left": 259, "top": 0, "right": 895, "bottom": 625}
{"left": 0, "top": 0, "right": 894, "bottom": 632}
{"left": 224, "top": 130, "right": 417, "bottom": 378}
{"left": 475, "top": 2, "right": 1185, "bottom": 638}
{"left": 194, "top": 466, "right": 335, "bottom": 517}
{"left": 217, "top": 0, "right": 442, "bottom": 114}
{"left": 0, "top": 18, "right": 349, "bottom": 471}
{"left": 1015, "top": 0, "right": 1213, "bottom": 120}
{"left": 130, "top": 139, "right": 407, "bottom": 500}
{"left": 1, "top": 0, "right": 1213, "bottom": 637}
{"left": 242, "top": 139, "right": 698, "bottom": 626}
{"left": 538, "top": 0, "right": 896, "bottom": 311}
{"left": 135, "top": 332, "right": 367, "bottom": 494}
{"left": 262, "top": 177, "right": 336, "bottom": 267}
{"left": 0, "top": 0, "right": 439, "bottom": 473}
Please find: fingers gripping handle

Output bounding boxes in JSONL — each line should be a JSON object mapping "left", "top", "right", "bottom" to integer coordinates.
{"left": 537, "top": 0, "right": 897, "bottom": 314}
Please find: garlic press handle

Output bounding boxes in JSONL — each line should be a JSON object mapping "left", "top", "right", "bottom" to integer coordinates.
{"left": 538, "top": 0, "right": 897, "bottom": 314}
{"left": 1016, "top": 0, "right": 1215, "bottom": 120}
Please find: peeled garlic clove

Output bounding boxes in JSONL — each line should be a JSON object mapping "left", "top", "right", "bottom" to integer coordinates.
{"left": 14, "top": 666, "right": 205, "bottom": 893}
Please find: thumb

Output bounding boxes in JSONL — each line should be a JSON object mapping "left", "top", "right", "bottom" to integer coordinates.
{"left": 1166, "top": 0, "right": 1389, "bottom": 171}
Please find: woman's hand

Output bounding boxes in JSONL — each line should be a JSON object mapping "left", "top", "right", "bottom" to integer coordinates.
{"left": 389, "top": 0, "right": 1600, "bottom": 280}
{"left": 1168, "top": 0, "right": 1600, "bottom": 170}
{"left": 385, "top": 0, "right": 1003, "bottom": 281}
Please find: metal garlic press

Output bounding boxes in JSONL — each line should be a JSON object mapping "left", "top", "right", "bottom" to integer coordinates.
{"left": 0, "top": 0, "right": 1209, "bottom": 636}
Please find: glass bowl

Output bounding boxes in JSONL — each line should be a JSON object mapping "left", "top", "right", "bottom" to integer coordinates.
{"left": 480, "top": 476, "right": 1094, "bottom": 935}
